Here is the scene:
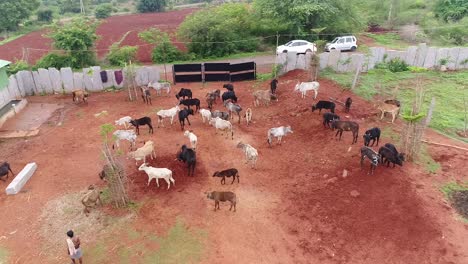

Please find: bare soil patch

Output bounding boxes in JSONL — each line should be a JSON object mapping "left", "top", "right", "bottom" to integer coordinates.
{"left": 0, "top": 70, "right": 466, "bottom": 263}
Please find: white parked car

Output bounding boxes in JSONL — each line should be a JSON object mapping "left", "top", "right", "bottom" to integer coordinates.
{"left": 325, "top": 36, "right": 358, "bottom": 52}
{"left": 276, "top": 40, "right": 317, "bottom": 55}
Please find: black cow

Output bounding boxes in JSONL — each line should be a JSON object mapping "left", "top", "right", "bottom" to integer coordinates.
{"left": 222, "top": 91, "right": 238, "bottom": 103}
{"left": 345, "top": 97, "right": 352, "bottom": 113}
{"left": 177, "top": 145, "right": 196, "bottom": 176}
{"left": 363, "top": 127, "right": 381, "bottom": 147}
{"left": 223, "top": 83, "right": 234, "bottom": 91}
{"left": 178, "top": 108, "right": 194, "bottom": 130}
{"left": 175, "top": 88, "right": 192, "bottom": 100}
{"left": 312, "top": 101, "right": 335, "bottom": 114}
{"left": 130, "top": 117, "right": 153, "bottom": 135}
{"left": 323, "top": 112, "right": 340, "bottom": 128}
{"left": 0, "top": 162, "right": 14, "bottom": 182}
{"left": 179, "top": 98, "right": 201, "bottom": 112}
{"left": 270, "top": 78, "right": 278, "bottom": 94}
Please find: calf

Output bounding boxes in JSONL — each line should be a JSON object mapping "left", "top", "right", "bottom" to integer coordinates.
{"left": 360, "top": 146, "right": 380, "bottom": 175}
{"left": 345, "top": 97, "right": 352, "bottom": 113}
{"left": 331, "top": 120, "right": 359, "bottom": 144}
{"left": 270, "top": 78, "right": 278, "bottom": 94}
{"left": 140, "top": 86, "right": 151, "bottom": 105}
{"left": 212, "top": 168, "right": 239, "bottom": 185}
{"left": 223, "top": 83, "right": 234, "bottom": 91}
{"left": 206, "top": 191, "right": 236, "bottom": 212}
{"left": 294, "top": 81, "right": 319, "bottom": 99}
{"left": 178, "top": 108, "right": 194, "bottom": 131}
{"left": 377, "top": 102, "right": 399, "bottom": 123}
{"left": 206, "top": 89, "right": 221, "bottom": 104}
{"left": 175, "top": 88, "right": 192, "bottom": 100}
{"left": 323, "top": 112, "right": 340, "bottom": 128}
{"left": 180, "top": 98, "right": 201, "bottom": 112}
{"left": 81, "top": 185, "right": 102, "bottom": 216}
{"left": 222, "top": 91, "right": 238, "bottom": 103}
{"left": 363, "top": 127, "right": 381, "bottom": 147}
{"left": 211, "top": 110, "right": 229, "bottom": 121}
{"left": 176, "top": 145, "right": 196, "bottom": 176}
{"left": 209, "top": 117, "right": 234, "bottom": 139}
{"left": 312, "top": 100, "right": 335, "bottom": 114}
{"left": 130, "top": 116, "right": 154, "bottom": 135}
{"left": 224, "top": 101, "right": 242, "bottom": 124}
{"left": 245, "top": 108, "right": 253, "bottom": 126}
{"left": 378, "top": 146, "right": 404, "bottom": 167}
{"left": 199, "top": 109, "right": 212, "bottom": 124}
{"left": 72, "top": 89, "right": 89, "bottom": 104}
{"left": 384, "top": 143, "right": 406, "bottom": 164}
{"left": 267, "top": 126, "right": 293, "bottom": 147}
{"left": 0, "top": 162, "right": 14, "bottom": 181}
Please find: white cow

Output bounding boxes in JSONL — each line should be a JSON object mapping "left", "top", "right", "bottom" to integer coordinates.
{"left": 148, "top": 81, "right": 171, "bottom": 96}
{"left": 267, "top": 126, "right": 293, "bottom": 147}
{"left": 138, "top": 163, "right": 175, "bottom": 189}
{"left": 115, "top": 116, "right": 132, "bottom": 129}
{"left": 209, "top": 117, "right": 234, "bottom": 140}
{"left": 112, "top": 130, "right": 137, "bottom": 150}
{"left": 294, "top": 81, "right": 319, "bottom": 99}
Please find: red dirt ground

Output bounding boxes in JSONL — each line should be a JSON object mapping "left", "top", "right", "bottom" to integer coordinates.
{"left": 0, "top": 8, "right": 197, "bottom": 64}
{"left": 0, "top": 70, "right": 467, "bottom": 263}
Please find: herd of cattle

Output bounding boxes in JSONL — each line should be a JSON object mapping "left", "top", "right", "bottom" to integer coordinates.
{"left": 0, "top": 78, "right": 406, "bottom": 213}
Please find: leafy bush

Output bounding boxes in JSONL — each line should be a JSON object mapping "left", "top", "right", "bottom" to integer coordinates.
{"left": 408, "top": 66, "right": 428, "bottom": 73}
{"left": 6, "top": 60, "right": 30, "bottom": 75}
{"left": 387, "top": 58, "right": 409, "bottom": 72}
{"left": 95, "top": 3, "right": 113, "bottom": 19}
{"left": 48, "top": 18, "right": 99, "bottom": 69}
{"left": 137, "top": 0, "right": 166, "bottom": 13}
{"left": 107, "top": 44, "right": 138, "bottom": 66}
{"left": 151, "top": 43, "right": 184, "bottom": 63}
{"left": 34, "top": 53, "right": 72, "bottom": 69}
{"left": 434, "top": 0, "right": 468, "bottom": 22}
{"left": 178, "top": 3, "right": 259, "bottom": 58}
{"left": 37, "top": 9, "right": 53, "bottom": 22}
{"left": 423, "top": 17, "right": 468, "bottom": 45}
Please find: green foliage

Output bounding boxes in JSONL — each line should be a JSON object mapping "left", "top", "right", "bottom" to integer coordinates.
{"left": 95, "top": 3, "right": 113, "bottom": 19}
{"left": 387, "top": 58, "right": 409, "bottom": 72}
{"left": 401, "top": 111, "right": 426, "bottom": 122}
{"left": 37, "top": 8, "right": 54, "bottom": 22}
{"left": 100, "top": 123, "right": 115, "bottom": 142}
{"left": 107, "top": 44, "right": 138, "bottom": 66}
{"left": 137, "top": 0, "right": 166, "bottom": 13}
{"left": 57, "top": 0, "right": 88, "bottom": 14}
{"left": 441, "top": 181, "right": 468, "bottom": 199}
{"left": 408, "top": 66, "right": 428, "bottom": 73}
{"left": 6, "top": 60, "right": 30, "bottom": 75}
{"left": 139, "top": 28, "right": 185, "bottom": 63}
{"left": 34, "top": 53, "right": 72, "bottom": 69}
{"left": 253, "top": 0, "right": 363, "bottom": 38}
{"left": 365, "top": 33, "right": 408, "bottom": 49}
{"left": 417, "top": 145, "right": 441, "bottom": 174}
{"left": 178, "top": 3, "right": 260, "bottom": 58}
{"left": 322, "top": 70, "right": 468, "bottom": 142}
{"left": 48, "top": 18, "right": 99, "bottom": 69}
{"left": 423, "top": 17, "right": 468, "bottom": 46}
{"left": 434, "top": 0, "right": 468, "bottom": 22}
{"left": 0, "top": 0, "right": 40, "bottom": 31}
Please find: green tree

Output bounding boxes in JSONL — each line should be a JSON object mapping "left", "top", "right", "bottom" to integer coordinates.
{"left": 0, "top": 0, "right": 40, "bottom": 31}
{"left": 253, "top": 0, "right": 363, "bottom": 37}
{"left": 95, "top": 3, "right": 113, "bottom": 19}
{"left": 178, "top": 3, "right": 259, "bottom": 58}
{"left": 107, "top": 44, "right": 138, "bottom": 66}
{"left": 37, "top": 8, "right": 54, "bottom": 22}
{"left": 139, "top": 28, "right": 183, "bottom": 63}
{"left": 137, "top": 0, "right": 166, "bottom": 13}
{"left": 48, "top": 18, "right": 99, "bottom": 69}
{"left": 434, "top": 0, "right": 468, "bottom": 22}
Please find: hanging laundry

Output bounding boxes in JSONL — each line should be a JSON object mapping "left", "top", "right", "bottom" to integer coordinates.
{"left": 100, "top": 71, "right": 108, "bottom": 83}
{"left": 114, "top": 70, "right": 123, "bottom": 85}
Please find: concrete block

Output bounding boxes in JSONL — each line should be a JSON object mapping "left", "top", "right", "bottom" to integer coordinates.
{"left": 327, "top": 49, "right": 341, "bottom": 70}
{"left": 32, "top": 71, "right": 42, "bottom": 94}
{"left": 60, "top": 67, "right": 74, "bottom": 93}
{"left": 435, "top": 48, "right": 449, "bottom": 66}
{"left": 16, "top": 70, "right": 37, "bottom": 96}
{"left": 73, "top": 72, "right": 84, "bottom": 90}
{"left": 455, "top": 47, "right": 468, "bottom": 69}
{"left": 135, "top": 67, "right": 149, "bottom": 86}
{"left": 286, "top": 52, "right": 298, "bottom": 72}
{"left": 7, "top": 76, "right": 21, "bottom": 99}
{"left": 296, "top": 54, "right": 307, "bottom": 70}
{"left": 423, "top": 47, "right": 437, "bottom": 69}
{"left": 415, "top": 43, "right": 427, "bottom": 67}
{"left": 337, "top": 53, "right": 350, "bottom": 72}
{"left": 82, "top": 68, "right": 94, "bottom": 91}
{"left": 38, "top": 68, "right": 54, "bottom": 94}
{"left": 6, "top": 162, "right": 37, "bottom": 195}
{"left": 102, "top": 70, "right": 115, "bottom": 89}
{"left": 49, "top": 68, "right": 62, "bottom": 93}
{"left": 349, "top": 54, "right": 365, "bottom": 72}
{"left": 447, "top": 47, "right": 460, "bottom": 70}
{"left": 91, "top": 66, "right": 103, "bottom": 91}
{"left": 405, "top": 46, "right": 418, "bottom": 65}
{"left": 317, "top": 52, "right": 327, "bottom": 69}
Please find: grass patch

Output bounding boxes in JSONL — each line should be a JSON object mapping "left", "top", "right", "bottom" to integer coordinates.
{"left": 364, "top": 33, "right": 410, "bottom": 50}
{"left": 0, "top": 247, "right": 9, "bottom": 264}
{"left": 322, "top": 69, "right": 468, "bottom": 142}
{"left": 144, "top": 218, "right": 207, "bottom": 264}
{"left": 381, "top": 126, "right": 400, "bottom": 142}
{"left": 88, "top": 242, "right": 107, "bottom": 264}
{"left": 417, "top": 145, "right": 441, "bottom": 174}
{"left": 440, "top": 181, "right": 468, "bottom": 219}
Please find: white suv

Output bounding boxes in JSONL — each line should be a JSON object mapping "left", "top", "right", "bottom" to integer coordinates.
{"left": 276, "top": 40, "right": 317, "bottom": 55}
{"left": 325, "top": 36, "right": 357, "bottom": 52}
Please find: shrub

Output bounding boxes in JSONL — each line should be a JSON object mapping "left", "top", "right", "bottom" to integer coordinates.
{"left": 137, "top": 0, "right": 166, "bottom": 13}
{"left": 387, "top": 58, "right": 409, "bottom": 72}
{"left": 107, "top": 44, "right": 138, "bottom": 66}
{"left": 151, "top": 43, "right": 184, "bottom": 63}
{"left": 6, "top": 60, "right": 30, "bottom": 75}
{"left": 34, "top": 53, "right": 72, "bottom": 70}
{"left": 95, "top": 3, "right": 113, "bottom": 19}
{"left": 37, "top": 9, "right": 53, "bottom": 22}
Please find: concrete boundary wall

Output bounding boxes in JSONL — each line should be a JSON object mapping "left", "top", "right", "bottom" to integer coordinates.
{"left": 0, "top": 66, "right": 160, "bottom": 110}
{"left": 277, "top": 44, "right": 468, "bottom": 74}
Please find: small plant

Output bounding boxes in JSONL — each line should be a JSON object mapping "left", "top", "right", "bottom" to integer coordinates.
{"left": 439, "top": 58, "right": 450, "bottom": 66}
{"left": 387, "top": 58, "right": 409, "bottom": 72}
{"left": 6, "top": 60, "right": 29, "bottom": 75}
